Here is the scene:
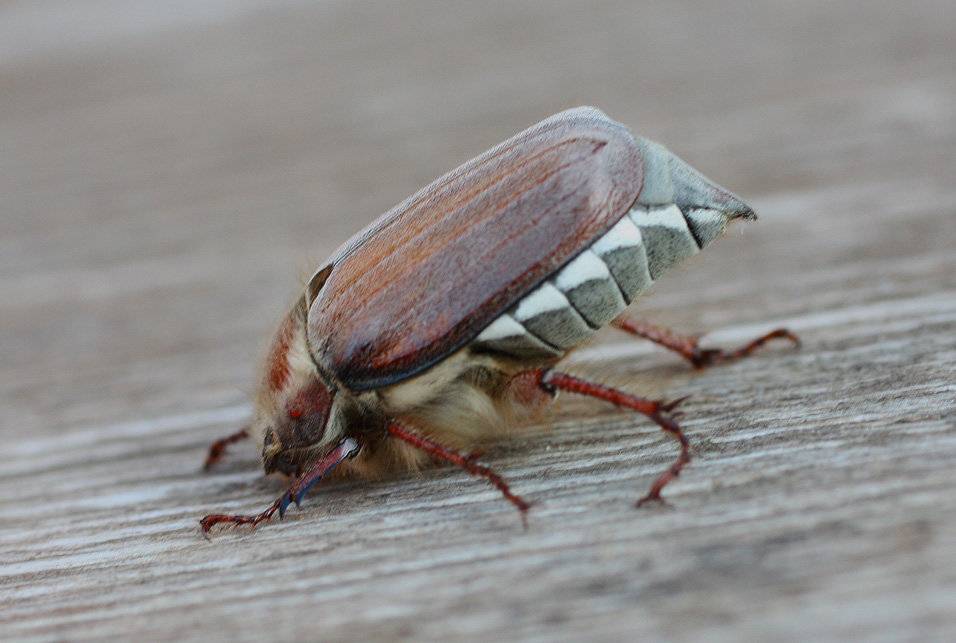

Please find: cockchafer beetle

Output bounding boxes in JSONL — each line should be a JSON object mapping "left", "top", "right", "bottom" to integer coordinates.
{"left": 200, "top": 107, "right": 798, "bottom": 532}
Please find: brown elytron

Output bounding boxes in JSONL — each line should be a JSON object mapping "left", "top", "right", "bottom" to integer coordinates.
{"left": 309, "top": 108, "right": 643, "bottom": 390}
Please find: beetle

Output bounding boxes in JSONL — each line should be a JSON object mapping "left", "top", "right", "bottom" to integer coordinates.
{"left": 200, "top": 106, "right": 798, "bottom": 532}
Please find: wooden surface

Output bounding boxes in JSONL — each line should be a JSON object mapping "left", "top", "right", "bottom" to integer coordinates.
{"left": 1, "top": 1, "right": 954, "bottom": 640}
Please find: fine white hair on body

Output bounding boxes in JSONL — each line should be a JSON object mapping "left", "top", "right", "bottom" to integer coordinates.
{"left": 249, "top": 300, "right": 314, "bottom": 448}
{"left": 470, "top": 196, "right": 734, "bottom": 365}
{"left": 629, "top": 204, "right": 699, "bottom": 279}
{"left": 629, "top": 203, "right": 695, "bottom": 233}
{"left": 590, "top": 214, "right": 654, "bottom": 304}
{"left": 477, "top": 314, "right": 529, "bottom": 342}
{"left": 359, "top": 348, "right": 547, "bottom": 477}
{"left": 513, "top": 282, "right": 572, "bottom": 320}
{"left": 554, "top": 250, "right": 612, "bottom": 291}
{"left": 684, "top": 208, "right": 728, "bottom": 247}
{"left": 554, "top": 250, "right": 627, "bottom": 327}
{"left": 474, "top": 314, "right": 563, "bottom": 360}
{"left": 591, "top": 214, "right": 644, "bottom": 255}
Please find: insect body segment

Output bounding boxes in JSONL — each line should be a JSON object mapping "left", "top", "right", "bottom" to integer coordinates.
{"left": 590, "top": 215, "right": 652, "bottom": 305}
{"left": 636, "top": 205, "right": 701, "bottom": 279}
{"left": 472, "top": 198, "right": 740, "bottom": 361}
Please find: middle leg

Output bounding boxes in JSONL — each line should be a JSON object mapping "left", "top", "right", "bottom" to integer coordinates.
{"left": 387, "top": 421, "right": 531, "bottom": 522}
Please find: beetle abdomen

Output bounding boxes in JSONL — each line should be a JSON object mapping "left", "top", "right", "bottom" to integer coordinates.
{"left": 471, "top": 200, "right": 732, "bottom": 360}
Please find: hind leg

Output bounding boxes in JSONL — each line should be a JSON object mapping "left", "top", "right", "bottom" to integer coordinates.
{"left": 612, "top": 316, "right": 799, "bottom": 370}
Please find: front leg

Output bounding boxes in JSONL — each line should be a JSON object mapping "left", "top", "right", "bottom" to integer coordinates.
{"left": 612, "top": 316, "right": 799, "bottom": 369}
{"left": 539, "top": 369, "right": 689, "bottom": 506}
{"left": 202, "top": 427, "right": 250, "bottom": 470}
{"left": 200, "top": 437, "right": 361, "bottom": 533}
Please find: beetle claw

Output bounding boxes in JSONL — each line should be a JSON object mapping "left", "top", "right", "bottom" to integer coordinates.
{"left": 278, "top": 493, "right": 293, "bottom": 519}
{"left": 199, "top": 498, "right": 281, "bottom": 533}
{"left": 661, "top": 395, "right": 690, "bottom": 414}
{"left": 691, "top": 328, "right": 801, "bottom": 369}
{"left": 636, "top": 492, "right": 672, "bottom": 509}
{"left": 690, "top": 348, "right": 722, "bottom": 369}
{"left": 276, "top": 483, "right": 313, "bottom": 521}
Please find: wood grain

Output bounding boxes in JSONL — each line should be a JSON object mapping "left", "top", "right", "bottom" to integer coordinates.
{"left": 1, "top": 1, "right": 955, "bottom": 641}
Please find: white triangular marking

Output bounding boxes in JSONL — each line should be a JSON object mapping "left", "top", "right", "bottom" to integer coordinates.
{"left": 591, "top": 215, "right": 644, "bottom": 255}
{"left": 475, "top": 315, "right": 526, "bottom": 342}
{"left": 514, "top": 283, "right": 571, "bottom": 321}
{"left": 555, "top": 250, "right": 611, "bottom": 291}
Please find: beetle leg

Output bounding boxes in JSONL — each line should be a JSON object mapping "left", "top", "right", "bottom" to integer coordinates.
{"left": 200, "top": 437, "right": 361, "bottom": 534}
{"left": 202, "top": 427, "right": 250, "bottom": 470}
{"left": 538, "top": 369, "right": 690, "bottom": 506}
{"left": 611, "top": 316, "right": 799, "bottom": 369}
{"left": 387, "top": 421, "right": 531, "bottom": 525}
{"left": 200, "top": 497, "right": 282, "bottom": 534}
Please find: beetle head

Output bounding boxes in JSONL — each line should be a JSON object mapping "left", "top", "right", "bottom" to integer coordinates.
{"left": 251, "top": 297, "right": 349, "bottom": 476}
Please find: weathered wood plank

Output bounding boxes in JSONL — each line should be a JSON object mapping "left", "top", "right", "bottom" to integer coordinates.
{"left": 2, "top": 1, "right": 955, "bottom": 640}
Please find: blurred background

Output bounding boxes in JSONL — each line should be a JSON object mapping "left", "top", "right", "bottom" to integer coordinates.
{"left": 4, "top": 0, "right": 952, "bottom": 433}
{"left": 2, "top": 1, "right": 954, "bottom": 640}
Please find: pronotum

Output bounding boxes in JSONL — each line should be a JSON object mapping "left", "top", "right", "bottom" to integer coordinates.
{"left": 200, "top": 106, "right": 798, "bottom": 532}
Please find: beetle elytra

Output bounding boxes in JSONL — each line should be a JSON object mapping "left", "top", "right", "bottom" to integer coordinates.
{"left": 200, "top": 107, "right": 798, "bottom": 532}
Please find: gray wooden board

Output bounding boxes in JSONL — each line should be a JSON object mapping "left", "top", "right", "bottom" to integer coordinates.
{"left": 1, "top": 1, "right": 955, "bottom": 640}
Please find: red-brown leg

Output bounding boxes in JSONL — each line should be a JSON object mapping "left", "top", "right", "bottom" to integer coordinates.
{"left": 387, "top": 421, "right": 531, "bottom": 524}
{"left": 200, "top": 497, "right": 282, "bottom": 533}
{"left": 611, "top": 316, "right": 799, "bottom": 369}
{"left": 203, "top": 428, "right": 250, "bottom": 470}
{"left": 200, "top": 437, "right": 360, "bottom": 533}
{"left": 539, "top": 370, "right": 689, "bottom": 506}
